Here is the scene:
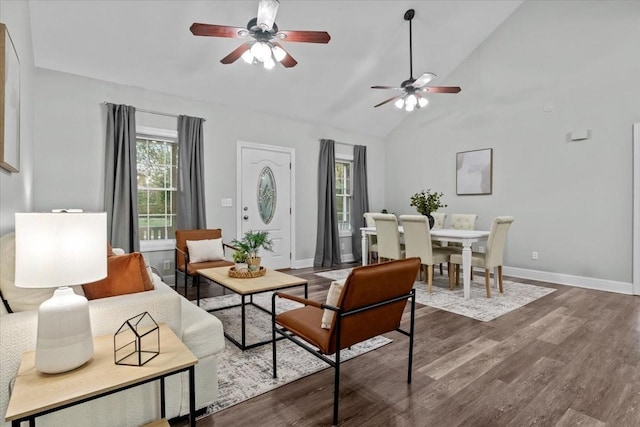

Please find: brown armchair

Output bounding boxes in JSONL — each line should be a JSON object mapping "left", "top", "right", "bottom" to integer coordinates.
{"left": 271, "top": 257, "right": 420, "bottom": 425}
{"left": 175, "top": 228, "right": 235, "bottom": 305}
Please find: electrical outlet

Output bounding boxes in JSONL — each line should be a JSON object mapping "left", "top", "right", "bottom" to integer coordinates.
{"left": 478, "top": 246, "right": 485, "bottom": 253}
{"left": 532, "top": 251, "right": 538, "bottom": 260}
{"left": 163, "top": 260, "right": 171, "bottom": 270}
{"left": 340, "top": 243, "right": 345, "bottom": 250}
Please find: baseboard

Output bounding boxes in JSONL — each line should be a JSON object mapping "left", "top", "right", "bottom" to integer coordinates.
{"left": 291, "top": 253, "right": 354, "bottom": 270}
{"left": 292, "top": 259, "right": 633, "bottom": 296}
{"left": 502, "top": 266, "right": 633, "bottom": 295}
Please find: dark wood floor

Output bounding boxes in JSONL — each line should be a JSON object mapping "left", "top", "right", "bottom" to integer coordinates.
{"left": 173, "top": 264, "right": 640, "bottom": 427}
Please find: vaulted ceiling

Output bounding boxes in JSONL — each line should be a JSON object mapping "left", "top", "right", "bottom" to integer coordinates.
{"left": 28, "top": 0, "right": 523, "bottom": 137}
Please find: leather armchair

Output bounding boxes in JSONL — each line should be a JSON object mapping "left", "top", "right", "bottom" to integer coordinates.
{"left": 272, "top": 258, "right": 420, "bottom": 425}
{"left": 174, "top": 229, "right": 234, "bottom": 304}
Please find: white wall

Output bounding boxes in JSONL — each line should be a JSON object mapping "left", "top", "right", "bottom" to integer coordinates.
{"left": 385, "top": 1, "right": 640, "bottom": 288}
{"left": 0, "top": 1, "right": 35, "bottom": 234}
{"left": 33, "top": 69, "right": 386, "bottom": 270}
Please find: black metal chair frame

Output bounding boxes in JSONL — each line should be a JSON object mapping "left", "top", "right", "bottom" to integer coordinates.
{"left": 174, "top": 246, "right": 199, "bottom": 300}
{"left": 271, "top": 288, "right": 416, "bottom": 426}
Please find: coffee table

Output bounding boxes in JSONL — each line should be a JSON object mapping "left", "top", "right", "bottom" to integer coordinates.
{"left": 4, "top": 323, "right": 197, "bottom": 427}
{"left": 198, "top": 267, "right": 308, "bottom": 350}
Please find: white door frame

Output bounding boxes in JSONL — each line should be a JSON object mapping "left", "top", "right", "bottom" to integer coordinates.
{"left": 633, "top": 123, "right": 639, "bottom": 295}
{"left": 236, "top": 141, "right": 296, "bottom": 268}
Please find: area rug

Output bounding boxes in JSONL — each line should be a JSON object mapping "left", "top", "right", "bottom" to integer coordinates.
{"left": 197, "top": 293, "right": 392, "bottom": 415}
{"left": 316, "top": 268, "right": 556, "bottom": 322}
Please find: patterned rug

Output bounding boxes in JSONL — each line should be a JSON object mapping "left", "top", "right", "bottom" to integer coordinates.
{"left": 315, "top": 268, "right": 556, "bottom": 322}
{"left": 197, "top": 293, "right": 392, "bottom": 415}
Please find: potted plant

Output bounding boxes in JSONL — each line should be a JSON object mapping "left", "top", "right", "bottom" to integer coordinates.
{"left": 232, "top": 249, "right": 248, "bottom": 271}
{"left": 409, "top": 189, "right": 447, "bottom": 228}
{"left": 231, "top": 230, "right": 274, "bottom": 271}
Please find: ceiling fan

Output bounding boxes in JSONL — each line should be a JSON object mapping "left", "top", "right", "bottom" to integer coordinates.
{"left": 190, "top": 0, "right": 331, "bottom": 69}
{"left": 372, "top": 9, "right": 461, "bottom": 111}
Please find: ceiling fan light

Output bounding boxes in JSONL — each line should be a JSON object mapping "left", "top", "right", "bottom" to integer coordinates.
{"left": 394, "top": 98, "right": 405, "bottom": 109}
{"left": 418, "top": 96, "right": 428, "bottom": 108}
{"left": 263, "top": 56, "right": 276, "bottom": 70}
{"left": 405, "top": 104, "right": 415, "bottom": 112}
{"left": 251, "top": 42, "right": 271, "bottom": 62}
{"left": 272, "top": 45, "right": 286, "bottom": 62}
{"left": 241, "top": 49, "right": 255, "bottom": 64}
{"left": 405, "top": 94, "right": 418, "bottom": 107}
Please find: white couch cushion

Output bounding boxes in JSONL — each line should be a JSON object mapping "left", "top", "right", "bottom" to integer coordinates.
{"left": 0, "top": 233, "right": 85, "bottom": 313}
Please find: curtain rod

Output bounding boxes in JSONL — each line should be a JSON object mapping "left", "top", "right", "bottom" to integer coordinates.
{"left": 102, "top": 102, "right": 206, "bottom": 121}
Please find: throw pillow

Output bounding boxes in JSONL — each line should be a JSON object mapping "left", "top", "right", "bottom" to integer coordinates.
{"left": 321, "top": 279, "right": 346, "bottom": 329}
{"left": 0, "top": 232, "right": 86, "bottom": 312}
{"left": 82, "top": 252, "right": 154, "bottom": 300}
{"left": 186, "top": 238, "right": 224, "bottom": 263}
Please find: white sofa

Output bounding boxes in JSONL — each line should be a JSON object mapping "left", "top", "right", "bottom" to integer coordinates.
{"left": 0, "top": 235, "right": 225, "bottom": 427}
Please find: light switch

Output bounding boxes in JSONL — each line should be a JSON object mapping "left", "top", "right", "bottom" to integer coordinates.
{"left": 221, "top": 198, "right": 233, "bottom": 207}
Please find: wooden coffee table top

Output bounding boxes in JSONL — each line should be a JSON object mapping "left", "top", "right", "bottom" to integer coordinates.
{"left": 198, "top": 267, "right": 307, "bottom": 295}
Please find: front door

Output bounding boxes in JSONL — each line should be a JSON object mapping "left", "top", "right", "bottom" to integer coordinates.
{"left": 237, "top": 142, "right": 293, "bottom": 270}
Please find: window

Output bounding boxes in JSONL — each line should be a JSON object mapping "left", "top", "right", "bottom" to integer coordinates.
{"left": 136, "top": 127, "right": 178, "bottom": 243}
{"left": 335, "top": 159, "right": 352, "bottom": 233}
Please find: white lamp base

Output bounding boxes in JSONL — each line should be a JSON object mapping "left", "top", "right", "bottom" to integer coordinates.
{"left": 35, "top": 287, "right": 94, "bottom": 374}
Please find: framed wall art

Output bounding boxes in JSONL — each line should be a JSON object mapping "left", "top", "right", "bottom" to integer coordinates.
{"left": 1, "top": 23, "right": 20, "bottom": 173}
{"left": 456, "top": 148, "right": 492, "bottom": 195}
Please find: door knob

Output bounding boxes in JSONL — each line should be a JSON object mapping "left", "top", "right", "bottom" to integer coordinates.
{"left": 243, "top": 215, "right": 249, "bottom": 220}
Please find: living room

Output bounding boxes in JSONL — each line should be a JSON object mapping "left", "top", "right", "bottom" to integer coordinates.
{"left": 1, "top": 0, "right": 638, "bottom": 297}
{"left": 0, "top": 0, "right": 639, "bottom": 425}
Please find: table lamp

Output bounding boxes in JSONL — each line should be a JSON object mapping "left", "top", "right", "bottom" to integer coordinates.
{"left": 14, "top": 212, "right": 107, "bottom": 374}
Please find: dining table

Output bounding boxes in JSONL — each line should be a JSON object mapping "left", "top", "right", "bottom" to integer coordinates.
{"left": 360, "top": 226, "right": 490, "bottom": 299}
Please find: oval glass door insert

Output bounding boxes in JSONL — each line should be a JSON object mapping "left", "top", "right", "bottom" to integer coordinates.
{"left": 258, "top": 167, "right": 276, "bottom": 224}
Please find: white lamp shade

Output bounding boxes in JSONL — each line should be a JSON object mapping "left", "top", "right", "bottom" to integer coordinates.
{"left": 15, "top": 212, "right": 107, "bottom": 288}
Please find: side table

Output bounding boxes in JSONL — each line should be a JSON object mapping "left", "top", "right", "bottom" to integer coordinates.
{"left": 4, "top": 323, "right": 197, "bottom": 427}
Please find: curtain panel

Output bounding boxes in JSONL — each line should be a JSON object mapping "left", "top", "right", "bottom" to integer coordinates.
{"left": 104, "top": 103, "right": 139, "bottom": 252}
{"left": 314, "top": 139, "right": 342, "bottom": 267}
{"left": 177, "top": 115, "right": 207, "bottom": 230}
{"left": 351, "top": 145, "right": 369, "bottom": 263}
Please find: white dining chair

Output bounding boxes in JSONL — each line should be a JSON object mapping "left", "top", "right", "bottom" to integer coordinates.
{"left": 431, "top": 212, "right": 446, "bottom": 229}
{"left": 370, "top": 213, "right": 405, "bottom": 262}
{"left": 430, "top": 212, "right": 447, "bottom": 275}
{"left": 363, "top": 212, "right": 378, "bottom": 264}
{"left": 445, "top": 213, "right": 479, "bottom": 279}
{"left": 400, "top": 215, "right": 451, "bottom": 292}
{"left": 449, "top": 216, "right": 515, "bottom": 297}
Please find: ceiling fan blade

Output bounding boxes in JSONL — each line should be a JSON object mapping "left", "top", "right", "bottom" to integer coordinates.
{"left": 190, "top": 23, "right": 247, "bottom": 39}
{"left": 220, "top": 42, "right": 252, "bottom": 64}
{"left": 257, "top": 0, "right": 280, "bottom": 31}
{"left": 374, "top": 95, "right": 402, "bottom": 108}
{"left": 412, "top": 72, "right": 436, "bottom": 88}
{"left": 371, "top": 85, "right": 404, "bottom": 90}
{"left": 272, "top": 42, "right": 297, "bottom": 68}
{"left": 421, "top": 86, "right": 462, "bottom": 94}
{"left": 276, "top": 30, "right": 331, "bottom": 44}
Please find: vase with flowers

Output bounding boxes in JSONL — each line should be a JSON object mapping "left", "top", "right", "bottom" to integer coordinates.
{"left": 409, "top": 189, "right": 448, "bottom": 228}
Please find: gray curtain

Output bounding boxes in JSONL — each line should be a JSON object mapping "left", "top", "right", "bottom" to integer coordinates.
{"left": 177, "top": 115, "right": 207, "bottom": 230}
{"left": 314, "top": 139, "right": 341, "bottom": 267}
{"left": 104, "top": 103, "right": 139, "bottom": 252}
{"left": 351, "top": 145, "right": 369, "bottom": 263}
